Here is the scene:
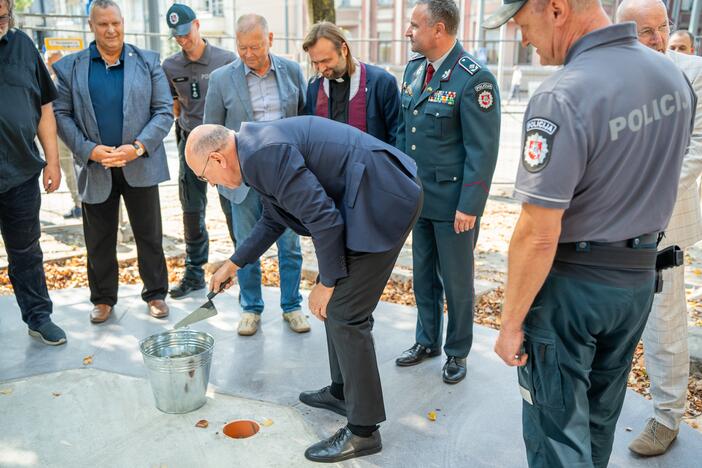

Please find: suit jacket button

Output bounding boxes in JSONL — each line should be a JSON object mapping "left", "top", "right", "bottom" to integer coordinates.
{"left": 411, "top": 127, "right": 416, "bottom": 133}
{"left": 411, "top": 144, "right": 416, "bottom": 151}
{"left": 413, "top": 110, "right": 418, "bottom": 116}
{"left": 452, "top": 177, "right": 457, "bottom": 181}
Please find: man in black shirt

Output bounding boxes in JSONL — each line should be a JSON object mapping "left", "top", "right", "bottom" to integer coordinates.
{"left": 0, "top": 0, "right": 66, "bottom": 345}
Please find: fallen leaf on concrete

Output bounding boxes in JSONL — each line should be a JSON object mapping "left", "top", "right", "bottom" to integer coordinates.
{"left": 82, "top": 356, "right": 93, "bottom": 366}
{"left": 0, "top": 388, "right": 13, "bottom": 396}
{"left": 427, "top": 411, "right": 437, "bottom": 422}
{"left": 261, "top": 418, "right": 273, "bottom": 427}
{"left": 195, "top": 419, "right": 209, "bottom": 428}
{"left": 52, "top": 392, "right": 61, "bottom": 397}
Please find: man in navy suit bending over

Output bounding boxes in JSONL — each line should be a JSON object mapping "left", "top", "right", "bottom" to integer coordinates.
{"left": 185, "top": 116, "right": 422, "bottom": 463}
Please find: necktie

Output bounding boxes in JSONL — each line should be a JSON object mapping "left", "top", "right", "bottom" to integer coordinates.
{"left": 423, "top": 63, "right": 435, "bottom": 91}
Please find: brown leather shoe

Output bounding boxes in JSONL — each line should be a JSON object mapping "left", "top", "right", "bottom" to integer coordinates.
{"left": 147, "top": 299, "right": 169, "bottom": 319}
{"left": 90, "top": 304, "right": 113, "bottom": 324}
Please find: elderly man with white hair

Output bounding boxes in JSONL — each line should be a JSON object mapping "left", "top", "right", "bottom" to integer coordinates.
{"left": 204, "top": 14, "right": 309, "bottom": 337}
{"left": 617, "top": 0, "right": 702, "bottom": 456}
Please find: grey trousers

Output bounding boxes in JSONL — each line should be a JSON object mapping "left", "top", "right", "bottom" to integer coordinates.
{"left": 643, "top": 264, "right": 690, "bottom": 430}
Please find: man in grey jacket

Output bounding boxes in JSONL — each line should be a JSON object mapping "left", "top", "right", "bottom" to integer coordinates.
{"left": 204, "top": 14, "right": 308, "bottom": 336}
{"left": 53, "top": 0, "right": 173, "bottom": 323}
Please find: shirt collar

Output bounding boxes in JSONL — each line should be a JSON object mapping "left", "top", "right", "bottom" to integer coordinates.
{"left": 429, "top": 40, "right": 457, "bottom": 71}
{"left": 0, "top": 29, "right": 12, "bottom": 45}
{"left": 565, "top": 23, "right": 637, "bottom": 65}
{"left": 89, "top": 41, "right": 125, "bottom": 67}
{"left": 244, "top": 55, "right": 276, "bottom": 78}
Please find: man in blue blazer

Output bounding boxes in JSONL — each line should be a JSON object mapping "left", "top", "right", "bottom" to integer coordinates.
{"left": 204, "top": 14, "right": 308, "bottom": 336}
{"left": 302, "top": 22, "right": 400, "bottom": 145}
{"left": 53, "top": 0, "right": 173, "bottom": 323}
{"left": 185, "top": 117, "right": 422, "bottom": 463}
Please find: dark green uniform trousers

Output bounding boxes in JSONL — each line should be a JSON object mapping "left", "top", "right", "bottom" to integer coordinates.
{"left": 519, "top": 266, "right": 655, "bottom": 468}
{"left": 412, "top": 216, "right": 480, "bottom": 358}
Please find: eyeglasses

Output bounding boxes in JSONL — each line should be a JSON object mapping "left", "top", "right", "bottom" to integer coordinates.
{"left": 0, "top": 15, "right": 11, "bottom": 25}
{"left": 196, "top": 154, "right": 212, "bottom": 182}
{"left": 637, "top": 21, "right": 674, "bottom": 40}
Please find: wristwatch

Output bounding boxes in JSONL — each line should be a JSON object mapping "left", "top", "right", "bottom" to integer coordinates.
{"left": 132, "top": 142, "right": 145, "bottom": 157}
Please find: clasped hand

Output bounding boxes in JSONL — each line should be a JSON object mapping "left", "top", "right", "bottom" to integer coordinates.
{"left": 90, "top": 144, "right": 140, "bottom": 168}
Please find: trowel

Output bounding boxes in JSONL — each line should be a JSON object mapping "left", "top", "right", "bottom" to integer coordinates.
{"left": 173, "top": 278, "right": 232, "bottom": 329}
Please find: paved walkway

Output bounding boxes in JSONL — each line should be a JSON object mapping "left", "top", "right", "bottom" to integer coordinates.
{"left": 1, "top": 285, "right": 701, "bottom": 467}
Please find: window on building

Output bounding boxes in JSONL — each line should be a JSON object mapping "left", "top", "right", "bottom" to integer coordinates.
{"left": 205, "top": 0, "right": 224, "bottom": 17}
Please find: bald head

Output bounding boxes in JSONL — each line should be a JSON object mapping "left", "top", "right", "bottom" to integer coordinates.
{"left": 185, "top": 124, "right": 241, "bottom": 188}
{"left": 616, "top": 0, "right": 669, "bottom": 53}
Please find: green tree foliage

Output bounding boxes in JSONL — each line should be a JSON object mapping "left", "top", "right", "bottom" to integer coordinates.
{"left": 14, "top": 0, "right": 34, "bottom": 12}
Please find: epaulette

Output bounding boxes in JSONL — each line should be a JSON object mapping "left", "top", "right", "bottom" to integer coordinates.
{"left": 409, "top": 52, "right": 425, "bottom": 62}
{"left": 458, "top": 56, "right": 481, "bottom": 76}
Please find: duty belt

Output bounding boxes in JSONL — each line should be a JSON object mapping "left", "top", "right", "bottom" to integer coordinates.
{"left": 555, "top": 233, "right": 659, "bottom": 271}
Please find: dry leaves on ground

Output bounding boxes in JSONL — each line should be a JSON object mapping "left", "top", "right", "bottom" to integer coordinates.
{"left": 195, "top": 419, "right": 209, "bottom": 428}
{"left": 261, "top": 418, "right": 274, "bottom": 427}
{"left": 82, "top": 355, "right": 93, "bottom": 366}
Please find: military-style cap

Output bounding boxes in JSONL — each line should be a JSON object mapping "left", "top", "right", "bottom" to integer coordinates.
{"left": 166, "top": 3, "right": 197, "bottom": 37}
{"left": 483, "top": 0, "right": 527, "bottom": 30}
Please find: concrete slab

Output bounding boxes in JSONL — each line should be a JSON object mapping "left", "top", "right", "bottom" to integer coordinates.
{"left": 1, "top": 286, "right": 702, "bottom": 467}
{"left": 0, "top": 369, "right": 331, "bottom": 468}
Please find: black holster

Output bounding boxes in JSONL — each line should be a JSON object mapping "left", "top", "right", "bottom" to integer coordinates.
{"left": 654, "top": 245, "right": 684, "bottom": 293}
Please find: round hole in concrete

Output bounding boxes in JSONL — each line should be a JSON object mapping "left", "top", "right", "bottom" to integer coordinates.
{"left": 223, "top": 420, "right": 260, "bottom": 439}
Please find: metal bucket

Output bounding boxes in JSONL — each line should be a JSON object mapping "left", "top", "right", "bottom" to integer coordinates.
{"left": 139, "top": 329, "right": 215, "bottom": 414}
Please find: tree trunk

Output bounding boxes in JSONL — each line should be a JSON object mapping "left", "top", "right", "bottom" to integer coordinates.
{"left": 307, "top": 0, "right": 336, "bottom": 24}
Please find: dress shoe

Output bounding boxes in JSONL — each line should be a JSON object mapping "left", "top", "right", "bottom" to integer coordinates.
{"left": 169, "top": 277, "right": 206, "bottom": 299}
{"left": 299, "top": 386, "right": 347, "bottom": 417}
{"left": 283, "top": 310, "right": 311, "bottom": 333}
{"left": 147, "top": 299, "right": 169, "bottom": 319}
{"left": 304, "top": 426, "right": 382, "bottom": 463}
{"left": 395, "top": 343, "right": 441, "bottom": 367}
{"left": 237, "top": 312, "right": 261, "bottom": 336}
{"left": 629, "top": 418, "right": 679, "bottom": 456}
{"left": 442, "top": 356, "right": 467, "bottom": 384}
{"left": 90, "top": 304, "right": 113, "bottom": 324}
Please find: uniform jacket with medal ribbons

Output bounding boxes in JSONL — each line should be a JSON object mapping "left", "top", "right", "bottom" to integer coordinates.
{"left": 397, "top": 41, "right": 501, "bottom": 221}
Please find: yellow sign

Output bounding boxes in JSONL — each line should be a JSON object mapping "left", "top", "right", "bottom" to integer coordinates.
{"left": 44, "top": 37, "right": 84, "bottom": 52}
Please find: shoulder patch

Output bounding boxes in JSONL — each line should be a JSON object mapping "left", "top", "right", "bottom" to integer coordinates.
{"left": 459, "top": 56, "right": 481, "bottom": 75}
{"left": 409, "top": 53, "right": 425, "bottom": 62}
{"left": 522, "top": 118, "right": 559, "bottom": 173}
{"left": 474, "top": 82, "right": 495, "bottom": 111}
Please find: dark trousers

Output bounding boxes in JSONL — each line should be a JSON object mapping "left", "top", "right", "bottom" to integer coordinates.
{"left": 82, "top": 168, "right": 168, "bottom": 305}
{"left": 0, "top": 176, "right": 52, "bottom": 329}
{"left": 177, "top": 129, "right": 235, "bottom": 283}
{"left": 325, "top": 197, "right": 421, "bottom": 426}
{"left": 412, "top": 216, "right": 479, "bottom": 358}
{"left": 520, "top": 268, "right": 655, "bottom": 468}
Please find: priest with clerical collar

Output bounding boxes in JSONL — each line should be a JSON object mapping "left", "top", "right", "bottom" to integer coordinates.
{"left": 303, "top": 22, "right": 400, "bottom": 145}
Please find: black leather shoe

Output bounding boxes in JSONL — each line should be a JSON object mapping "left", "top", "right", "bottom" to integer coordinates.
{"left": 305, "top": 427, "right": 382, "bottom": 463}
{"left": 169, "top": 278, "right": 206, "bottom": 299}
{"left": 442, "top": 356, "right": 467, "bottom": 384}
{"left": 395, "top": 343, "right": 442, "bottom": 367}
{"left": 299, "top": 386, "right": 347, "bottom": 417}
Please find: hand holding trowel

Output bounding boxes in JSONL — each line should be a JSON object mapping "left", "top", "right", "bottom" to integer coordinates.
{"left": 173, "top": 277, "right": 233, "bottom": 329}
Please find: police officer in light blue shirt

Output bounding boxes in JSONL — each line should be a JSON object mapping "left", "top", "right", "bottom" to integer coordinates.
{"left": 485, "top": 1, "right": 695, "bottom": 467}
{"left": 394, "top": 0, "right": 501, "bottom": 385}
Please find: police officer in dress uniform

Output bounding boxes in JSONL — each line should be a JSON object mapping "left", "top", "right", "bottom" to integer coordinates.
{"left": 161, "top": 3, "right": 237, "bottom": 298}
{"left": 395, "top": 0, "right": 501, "bottom": 384}
{"left": 485, "top": 1, "right": 695, "bottom": 467}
